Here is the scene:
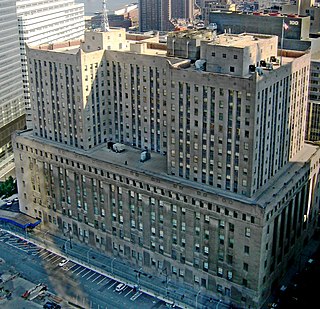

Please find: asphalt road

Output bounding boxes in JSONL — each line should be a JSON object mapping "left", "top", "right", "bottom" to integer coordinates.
{"left": 0, "top": 230, "right": 170, "bottom": 309}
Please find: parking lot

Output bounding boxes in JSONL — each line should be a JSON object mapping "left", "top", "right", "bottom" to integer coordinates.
{"left": 0, "top": 230, "right": 172, "bottom": 309}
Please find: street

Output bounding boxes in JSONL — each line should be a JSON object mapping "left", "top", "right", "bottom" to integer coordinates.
{"left": 0, "top": 230, "right": 171, "bottom": 309}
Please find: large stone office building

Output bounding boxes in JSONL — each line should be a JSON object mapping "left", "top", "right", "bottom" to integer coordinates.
{"left": 13, "top": 29, "right": 320, "bottom": 308}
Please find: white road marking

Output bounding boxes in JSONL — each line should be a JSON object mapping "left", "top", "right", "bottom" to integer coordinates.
{"left": 81, "top": 270, "right": 92, "bottom": 278}
{"left": 130, "top": 292, "right": 142, "bottom": 301}
{"left": 91, "top": 274, "right": 102, "bottom": 283}
{"left": 108, "top": 281, "right": 117, "bottom": 290}
{"left": 46, "top": 254, "right": 58, "bottom": 262}
{"left": 52, "top": 256, "right": 62, "bottom": 264}
{"left": 97, "top": 277, "right": 107, "bottom": 285}
{"left": 76, "top": 268, "right": 87, "bottom": 276}
{"left": 86, "top": 272, "right": 97, "bottom": 280}
{"left": 71, "top": 265, "right": 82, "bottom": 273}
{"left": 7, "top": 242, "right": 28, "bottom": 252}
{"left": 38, "top": 250, "right": 49, "bottom": 258}
{"left": 124, "top": 289, "right": 134, "bottom": 297}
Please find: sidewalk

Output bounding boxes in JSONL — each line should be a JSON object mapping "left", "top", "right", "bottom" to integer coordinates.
{"left": 5, "top": 225, "right": 229, "bottom": 309}
{"left": 261, "top": 234, "right": 320, "bottom": 308}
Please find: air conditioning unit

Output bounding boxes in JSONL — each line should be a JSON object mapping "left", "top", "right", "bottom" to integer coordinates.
{"left": 270, "top": 56, "right": 277, "bottom": 62}
{"left": 249, "top": 64, "right": 256, "bottom": 73}
{"left": 260, "top": 60, "right": 266, "bottom": 67}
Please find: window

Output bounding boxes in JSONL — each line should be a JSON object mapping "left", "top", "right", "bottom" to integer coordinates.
{"left": 243, "top": 263, "right": 249, "bottom": 271}
{"left": 181, "top": 222, "right": 186, "bottom": 231}
{"left": 222, "top": 54, "right": 226, "bottom": 58}
{"left": 244, "top": 245, "right": 250, "bottom": 254}
{"left": 229, "top": 223, "right": 234, "bottom": 232}
{"left": 245, "top": 227, "right": 251, "bottom": 237}
{"left": 217, "top": 267, "right": 223, "bottom": 277}
{"left": 204, "top": 246, "right": 209, "bottom": 255}
{"left": 230, "top": 66, "right": 235, "bottom": 72}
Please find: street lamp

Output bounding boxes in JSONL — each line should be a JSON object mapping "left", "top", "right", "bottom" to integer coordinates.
{"left": 216, "top": 299, "right": 222, "bottom": 309}
{"left": 64, "top": 239, "right": 68, "bottom": 254}
{"left": 162, "top": 267, "right": 169, "bottom": 294}
{"left": 87, "top": 248, "right": 92, "bottom": 263}
{"left": 195, "top": 289, "right": 201, "bottom": 309}
{"left": 111, "top": 257, "right": 116, "bottom": 274}
{"left": 68, "top": 227, "right": 72, "bottom": 249}
{"left": 137, "top": 267, "right": 142, "bottom": 289}
{"left": 64, "top": 227, "right": 73, "bottom": 249}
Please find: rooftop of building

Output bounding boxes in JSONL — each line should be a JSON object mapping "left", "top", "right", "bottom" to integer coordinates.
{"left": 209, "top": 33, "right": 274, "bottom": 48}
{"left": 28, "top": 29, "right": 308, "bottom": 67}
{"left": 168, "top": 29, "right": 214, "bottom": 40}
{"left": 209, "top": 10, "right": 309, "bottom": 19}
{"left": 16, "top": 130, "right": 320, "bottom": 209}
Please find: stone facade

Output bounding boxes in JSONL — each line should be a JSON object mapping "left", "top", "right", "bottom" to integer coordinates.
{"left": 13, "top": 29, "right": 320, "bottom": 308}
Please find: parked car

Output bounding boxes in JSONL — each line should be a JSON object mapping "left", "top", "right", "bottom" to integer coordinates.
{"left": 6, "top": 201, "right": 12, "bottom": 206}
{"left": 58, "top": 259, "right": 69, "bottom": 267}
{"left": 115, "top": 283, "right": 126, "bottom": 292}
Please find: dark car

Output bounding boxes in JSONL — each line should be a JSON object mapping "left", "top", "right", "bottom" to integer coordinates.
{"left": 43, "top": 301, "right": 61, "bottom": 309}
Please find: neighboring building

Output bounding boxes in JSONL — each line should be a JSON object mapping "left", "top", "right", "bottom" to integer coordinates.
{"left": 89, "top": 13, "right": 132, "bottom": 30}
{"left": 13, "top": 29, "right": 320, "bottom": 308}
{"left": 307, "top": 57, "right": 320, "bottom": 141}
{"left": 207, "top": 11, "right": 311, "bottom": 50}
{"left": 139, "top": 0, "right": 173, "bottom": 31}
{"left": 171, "top": 0, "right": 195, "bottom": 20}
{"left": 16, "top": 0, "right": 85, "bottom": 125}
{"left": 0, "top": 0, "right": 25, "bottom": 176}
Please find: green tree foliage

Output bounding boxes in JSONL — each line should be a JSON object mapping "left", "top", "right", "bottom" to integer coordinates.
{"left": 0, "top": 176, "right": 17, "bottom": 198}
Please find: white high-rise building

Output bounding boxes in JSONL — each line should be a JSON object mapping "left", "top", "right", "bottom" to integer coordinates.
{"left": 0, "top": 0, "right": 25, "bottom": 176}
{"left": 16, "top": 0, "right": 85, "bottom": 125}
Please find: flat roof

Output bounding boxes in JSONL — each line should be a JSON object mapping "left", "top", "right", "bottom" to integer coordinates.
{"left": 210, "top": 33, "right": 274, "bottom": 48}
{"left": 0, "top": 210, "right": 41, "bottom": 229}
{"left": 17, "top": 131, "right": 320, "bottom": 209}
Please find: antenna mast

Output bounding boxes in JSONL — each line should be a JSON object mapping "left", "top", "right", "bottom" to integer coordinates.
{"left": 102, "top": 0, "right": 110, "bottom": 32}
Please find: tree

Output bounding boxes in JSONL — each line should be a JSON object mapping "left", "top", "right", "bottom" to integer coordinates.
{"left": 0, "top": 176, "right": 17, "bottom": 198}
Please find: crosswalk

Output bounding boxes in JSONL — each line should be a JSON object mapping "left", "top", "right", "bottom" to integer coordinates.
{"left": 0, "top": 230, "right": 142, "bottom": 302}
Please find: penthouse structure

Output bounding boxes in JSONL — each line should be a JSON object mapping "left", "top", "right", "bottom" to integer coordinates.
{"left": 13, "top": 29, "right": 320, "bottom": 308}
